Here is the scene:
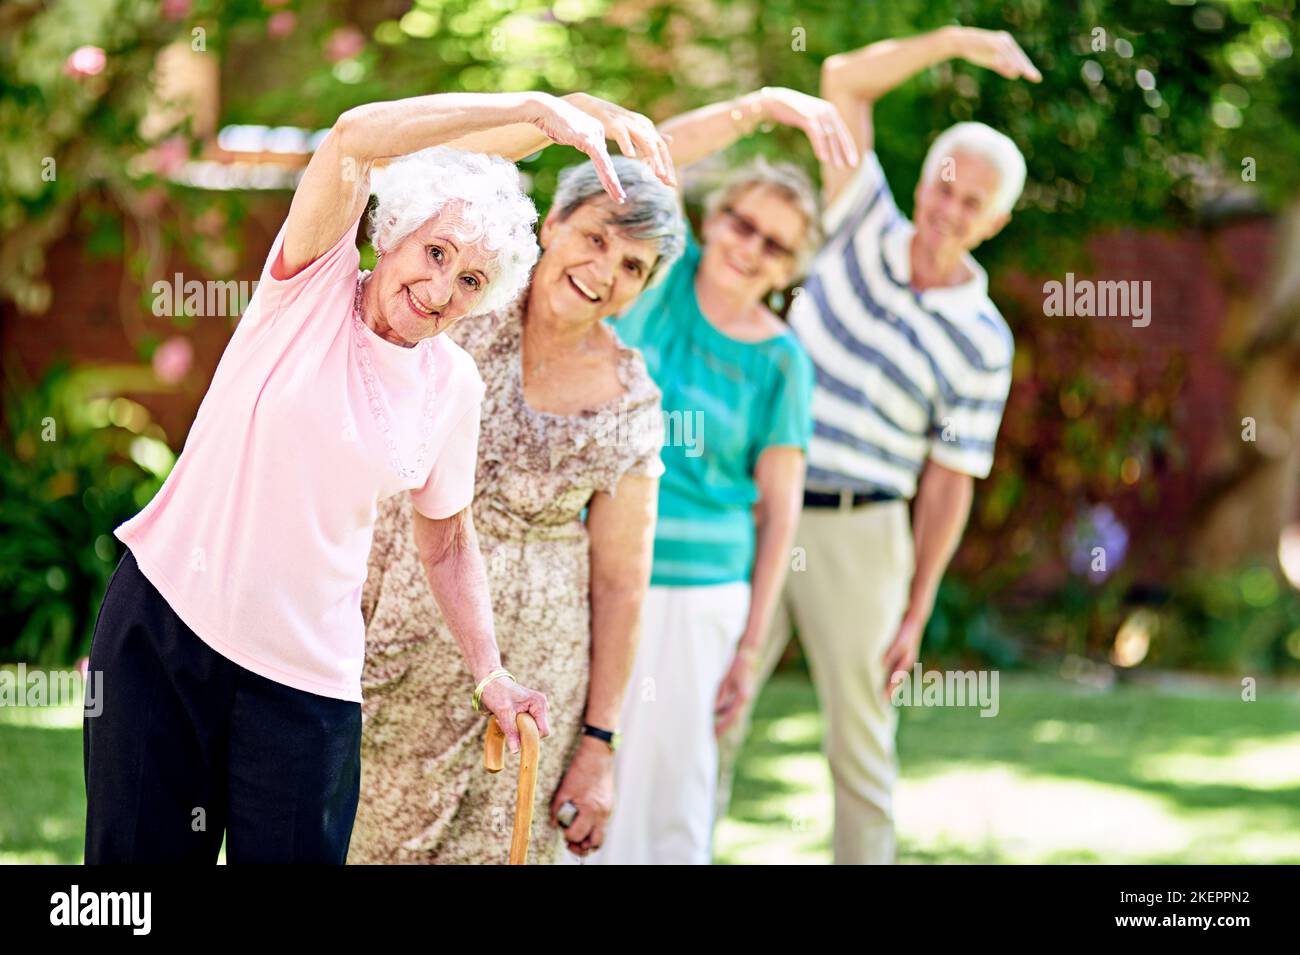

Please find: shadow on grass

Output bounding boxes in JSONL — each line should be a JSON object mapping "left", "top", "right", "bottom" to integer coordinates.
{"left": 718, "top": 671, "right": 1300, "bottom": 864}
{"left": 4, "top": 671, "right": 1299, "bottom": 864}
{"left": 900, "top": 676, "right": 1300, "bottom": 817}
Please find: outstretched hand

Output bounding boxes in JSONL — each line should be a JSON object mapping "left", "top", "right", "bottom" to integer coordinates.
{"left": 563, "top": 92, "right": 677, "bottom": 189}
{"left": 756, "top": 87, "right": 860, "bottom": 169}
{"left": 527, "top": 94, "right": 629, "bottom": 203}
{"left": 955, "top": 28, "right": 1042, "bottom": 83}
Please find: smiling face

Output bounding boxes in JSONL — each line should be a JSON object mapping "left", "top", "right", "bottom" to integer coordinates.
{"left": 532, "top": 196, "right": 662, "bottom": 322}
{"left": 369, "top": 203, "right": 495, "bottom": 344}
{"left": 912, "top": 149, "right": 1010, "bottom": 260}
{"left": 698, "top": 184, "right": 809, "bottom": 303}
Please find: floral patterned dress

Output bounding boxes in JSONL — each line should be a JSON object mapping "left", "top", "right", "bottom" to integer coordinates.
{"left": 348, "top": 294, "right": 664, "bottom": 865}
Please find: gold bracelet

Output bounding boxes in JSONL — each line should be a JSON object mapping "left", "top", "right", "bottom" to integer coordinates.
{"left": 729, "top": 90, "right": 767, "bottom": 136}
{"left": 472, "top": 667, "right": 513, "bottom": 713}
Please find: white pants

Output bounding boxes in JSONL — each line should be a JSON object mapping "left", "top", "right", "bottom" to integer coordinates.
{"left": 581, "top": 581, "right": 750, "bottom": 865}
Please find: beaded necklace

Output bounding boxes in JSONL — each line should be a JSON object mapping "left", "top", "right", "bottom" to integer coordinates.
{"left": 350, "top": 271, "right": 438, "bottom": 482}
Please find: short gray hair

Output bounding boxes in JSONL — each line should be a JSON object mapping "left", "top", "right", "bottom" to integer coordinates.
{"left": 551, "top": 156, "right": 685, "bottom": 287}
{"left": 702, "top": 157, "right": 823, "bottom": 276}
{"left": 369, "top": 146, "right": 539, "bottom": 316}
{"left": 921, "top": 122, "right": 1027, "bottom": 217}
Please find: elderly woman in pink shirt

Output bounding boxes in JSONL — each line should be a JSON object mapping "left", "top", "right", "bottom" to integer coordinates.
{"left": 83, "top": 90, "right": 652, "bottom": 864}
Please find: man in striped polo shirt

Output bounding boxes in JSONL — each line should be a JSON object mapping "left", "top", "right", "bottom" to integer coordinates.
{"left": 717, "top": 26, "right": 1040, "bottom": 864}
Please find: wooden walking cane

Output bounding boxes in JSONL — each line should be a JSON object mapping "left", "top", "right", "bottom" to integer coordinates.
{"left": 483, "top": 712, "right": 540, "bottom": 865}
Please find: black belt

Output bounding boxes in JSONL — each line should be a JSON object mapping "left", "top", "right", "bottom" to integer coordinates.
{"left": 803, "top": 488, "right": 900, "bottom": 509}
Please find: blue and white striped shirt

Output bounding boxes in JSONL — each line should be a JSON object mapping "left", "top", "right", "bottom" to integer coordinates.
{"left": 788, "top": 152, "right": 1013, "bottom": 499}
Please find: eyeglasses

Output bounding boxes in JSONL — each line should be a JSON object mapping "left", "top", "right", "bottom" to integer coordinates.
{"left": 721, "top": 206, "right": 797, "bottom": 261}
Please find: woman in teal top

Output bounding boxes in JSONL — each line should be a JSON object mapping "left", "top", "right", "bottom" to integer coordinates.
{"left": 616, "top": 222, "right": 814, "bottom": 587}
{"left": 586, "top": 87, "right": 858, "bottom": 865}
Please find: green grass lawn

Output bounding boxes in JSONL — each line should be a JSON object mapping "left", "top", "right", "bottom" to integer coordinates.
{"left": 0, "top": 695, "right": 86, "bottom": 864}
{"left": 4, "top": 667, "right": 1299, "bottom": 864}
{"left": 717, "top": 671, "right": 1300, "bottom": 864}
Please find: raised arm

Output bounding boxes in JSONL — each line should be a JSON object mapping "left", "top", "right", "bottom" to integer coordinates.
{"left": 444, "top": 93, "right": 678, "bottom": 189}
{"left": 279, "top": 91, "right": 628, "bottom": 278}
{"left": 652, "top": 87, "right": 858, "bottom": 175}
{"left": 820, "top": 26, "right": 1040, "bottom": 205}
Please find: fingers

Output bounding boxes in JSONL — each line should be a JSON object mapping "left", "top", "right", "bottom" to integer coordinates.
{"left": 885, "top": 669, "right": 904, "bottom": 703}
{"left": 628, "top": 111, "right": 675, "bottom": 187}
{"left": 882, "top": 640, "right": 919, "bottom": 702}
{"left": 499, "top": 711, "right": 521, "bottom": 755}
{"left": 882, "top": 644, "right": 904, "bottom": 679}
{"left": 566, "top": 835, "right": 595, "bottom": 857}
{"left": 1016, "top": 45, "right": 1042, "bottom": 82}
{"left": 527, "top": 693, "right": 551, "bottom": 738}
{"left": 614, "top": 125, "right": 638, "bottom": 159}
{"left": 641, "top": 125, "right": 677, "bottom": 187}
{"left": 714, "top": 701, "right": 739, "bottom": 738}
{"left": 654, "top": 134, "right": 678, "bottom": 187}
{"left": 563, "top": 823, "right": 605, "bottom": 857}
{"left": 563, "top": 809, "right": 595, "bottom": 844}
{"left": 880, "top": 645, "right": 905, "bottom": 700}
{"left": 1001, "top": 33, "right": 1041, "bottom": 82}
{"left": 637, "top": 136, "right": 665, "bottom": 183}
{"left": 883, "top": 665, "right": 902, "bottom": 702}
{"left": 804, "top": 110, "right": 857, "bottom": 169}
{"left": 801, "top": 117, "right": 832, "bottom": 165}
{"left": 623, "top": 120, "right": 675, "bottom": 188}
{"left": 641, "top": 131, "right": 671, "bottom": 186}
{"left": 971, "top": 31, "right": 1041, "bottom": 83}
{"left": 586, "top": 138, "right": 627, "bottom": 203}
{"left": 713, "top": 675, "right": 748, "bottom": 737}
{"left": 713, "top": 675, "right": 730, "bottom": 715}
{"left": 890, "top": 662, "right": 914, "bottom": 696}
{"left": 821, "top": 118, "right": 849, "bottom": 169}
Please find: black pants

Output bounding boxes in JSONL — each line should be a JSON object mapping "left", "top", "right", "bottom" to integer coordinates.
{"left": 83, "top": 549, "right": 362, "bottom": 864}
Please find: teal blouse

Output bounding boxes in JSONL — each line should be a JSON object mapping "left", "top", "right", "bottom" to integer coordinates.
{"left": 611, "top": 227, "right": 814, "bottom": 587}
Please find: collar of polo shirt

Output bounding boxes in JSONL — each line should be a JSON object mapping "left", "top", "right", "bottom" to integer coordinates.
{"left": 881, "top": 216, "right": 989, "bottom": 306}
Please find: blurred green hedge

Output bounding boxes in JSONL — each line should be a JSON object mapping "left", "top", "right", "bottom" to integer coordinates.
{"left": 4, "top": 0, "right": 1300, "bottom": 668}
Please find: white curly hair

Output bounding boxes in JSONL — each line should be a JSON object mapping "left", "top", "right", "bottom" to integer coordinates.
{"left": 369, "top": 146, "right": 539, "bottom": 316}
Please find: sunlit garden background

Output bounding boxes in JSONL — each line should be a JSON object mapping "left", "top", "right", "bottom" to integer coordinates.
{"left": 4, "top": 0, "right": 1300, "bottom": 863}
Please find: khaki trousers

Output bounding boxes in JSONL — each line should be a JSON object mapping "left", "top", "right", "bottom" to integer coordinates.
{"left": 717, "top": 499, "right": 914, "bottom": 864}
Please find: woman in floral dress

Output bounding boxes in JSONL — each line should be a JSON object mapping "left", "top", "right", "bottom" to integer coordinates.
{"left": 349, "top": 128, "right": 684, "bottom": 863}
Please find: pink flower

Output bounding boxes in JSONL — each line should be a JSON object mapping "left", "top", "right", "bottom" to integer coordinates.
{"left": 267, "top": 11, "right": 296, "bottom": 38}
{"left": 153, "top": 336, "right": 194, "bottom": 385}
{"left": 64, "top": 46, "right": 106, "bottom": 79}
{"left": 161, "top": 0, "right": 191, "bottom": 20}
{"left": 326, "top": 26, "right": 365, "bottom": 62}
{"left": 154, "top": 136, "right": 189, "bottom": 176}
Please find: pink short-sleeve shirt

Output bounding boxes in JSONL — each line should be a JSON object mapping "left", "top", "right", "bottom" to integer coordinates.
{"left": 114, "top": 215, "right": 486, "bottom": 702}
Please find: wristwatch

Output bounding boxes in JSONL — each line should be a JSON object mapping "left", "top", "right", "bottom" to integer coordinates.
{"left": 581, "top": 723, "right": 622, "bottom": 753}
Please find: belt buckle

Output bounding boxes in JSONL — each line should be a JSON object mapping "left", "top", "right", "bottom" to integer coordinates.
{"left": 839, "top": 489, "right": 853, "bottom": 512}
